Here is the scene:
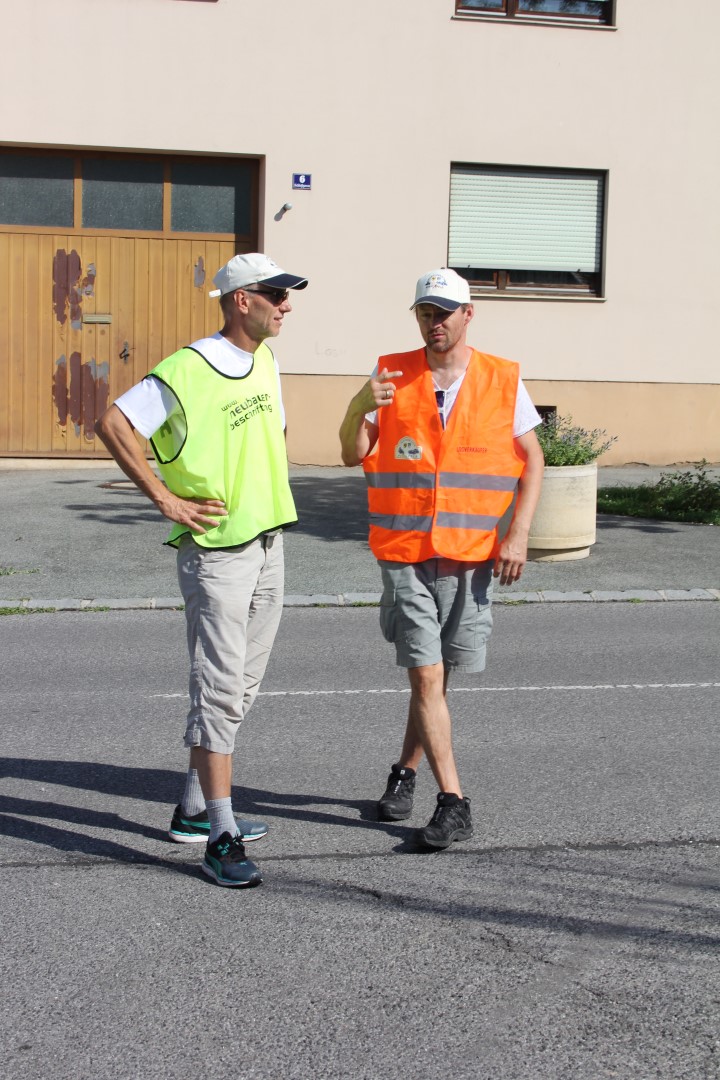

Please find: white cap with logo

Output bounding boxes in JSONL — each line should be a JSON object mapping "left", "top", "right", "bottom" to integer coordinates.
{"left": 411, "top": 268, "right": 471, "bottom": 312}
{"left": 209, "top": 253, "right": 308, "bottom": 298}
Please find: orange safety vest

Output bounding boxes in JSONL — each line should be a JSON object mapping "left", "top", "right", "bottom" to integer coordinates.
{"left": 363, "top": 348, "right": 524, "bottom": 562}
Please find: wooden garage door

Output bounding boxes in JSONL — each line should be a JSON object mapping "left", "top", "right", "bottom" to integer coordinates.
{"left": 0, "top": 150, "right": 257, "bottom": 457}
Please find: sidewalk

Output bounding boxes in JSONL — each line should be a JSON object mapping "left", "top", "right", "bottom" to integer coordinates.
{"left": 0, "top": 464, "right": 717, "bottom": 607}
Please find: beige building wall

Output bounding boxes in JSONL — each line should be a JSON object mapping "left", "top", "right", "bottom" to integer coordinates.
{"left": 1, "top": 0, "right": 718, "bottom": 463}
{"left": 284, "top": 378, "right": 720, "bottom": 468}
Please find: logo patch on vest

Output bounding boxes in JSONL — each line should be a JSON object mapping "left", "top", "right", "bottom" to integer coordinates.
{"left": 394, "top": 436, "right": 422, "bottom": 461}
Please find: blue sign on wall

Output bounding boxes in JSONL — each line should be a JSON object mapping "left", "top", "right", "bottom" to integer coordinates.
{"left": 292, "top": 173, "right": 312, "bottom": 190}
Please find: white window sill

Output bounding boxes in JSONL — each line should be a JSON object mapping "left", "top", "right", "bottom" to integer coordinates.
{"left": 472, "top": 293, "right": 607, "bottom": 303}
{"left": 452, "top": 14, "right": 617, "bottom": 31}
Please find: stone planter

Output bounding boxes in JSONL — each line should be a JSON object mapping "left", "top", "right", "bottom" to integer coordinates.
{"left": 527, "top": 463, "right": 598, "bottom": 562}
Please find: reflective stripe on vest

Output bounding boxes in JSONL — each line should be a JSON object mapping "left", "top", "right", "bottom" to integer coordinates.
{"left": 369, "top": 513, "right": 433, "bottom": 532}
{"left": 366, "top": 471, "right": 518, "bottom": 492}
{"left": 370, "top": 511, "right": 501, "bottom": 532}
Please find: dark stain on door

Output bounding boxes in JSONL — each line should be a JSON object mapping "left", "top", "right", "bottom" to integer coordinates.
{"left": 54, "top": 354, "right": 110, "bottom": 439}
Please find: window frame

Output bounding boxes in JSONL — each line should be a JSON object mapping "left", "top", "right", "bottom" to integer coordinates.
{"left": 454, "top": 0, "right": 616, "bottom": 28}
{"left": 448, "top": 162, "right": 608, "bottom": 300}
{"left": 0, "top": 147, "right": 259, "bottom": 243}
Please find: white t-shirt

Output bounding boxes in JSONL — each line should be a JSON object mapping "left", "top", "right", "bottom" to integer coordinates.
{"left": 365, "top": 364, "right": 541, "bottom": 437}
{"left": 114, "top": 332, "right": 286, "bottom": 438}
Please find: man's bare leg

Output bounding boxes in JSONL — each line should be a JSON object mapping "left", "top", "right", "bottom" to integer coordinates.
{"left": 400, "top": 663, "right": 462, "bottom": 796}
{"left": 189, "top": 746, "right": 238, "bottom": 839}
{"left": 398, "top": 667, "right": 452, "bottom": 768}
{"left": 189, "top": 745, "right": 232, "bottom": 800}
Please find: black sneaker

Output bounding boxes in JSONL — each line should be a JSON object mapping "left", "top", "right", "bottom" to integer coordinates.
{"left": 168, "top": 804, "right": 268, "bottom": 844}
{"left": 418, "top": 793, "right": 473, "bottom": 849}
{"left": 202, "top": 832, "right": 263, "bottom": 888}
{"left": 377, "top": 764, "right": 416, "bottom": 821}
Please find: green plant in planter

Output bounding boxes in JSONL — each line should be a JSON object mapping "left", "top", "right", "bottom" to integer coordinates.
{"left": 536, "top": 413, "right": 617, "bottom": 467}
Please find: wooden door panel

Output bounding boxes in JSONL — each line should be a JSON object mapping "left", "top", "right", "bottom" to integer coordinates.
{"left": 7, "top": 233, "right": 26, "bottom": 451}
{"left": 0, "top": 234, "right": 9, "bottom": 452}
{"left": 51, "top": 236, "right": 107, "bottom": 455}
{"left": 1, "top": 234, "right": 230, "bottom": 455}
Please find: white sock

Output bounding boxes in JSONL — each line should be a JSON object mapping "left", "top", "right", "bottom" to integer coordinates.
{"left": 181, "top": 769, "right": 205, "bottom": 817}
{"left": 206, "top": 797, "right": 239, "bottom": 843}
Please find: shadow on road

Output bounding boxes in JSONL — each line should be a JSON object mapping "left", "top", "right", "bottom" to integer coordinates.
{"left": 51, "top": 473, "right": 371, "bottom": 539}
{"left": 597, "top": 514, "right": 679, "bottom": 534}
{"left": 289, "top": 475, "right": 368, "bottom": 542}
{"left": 2, "top": 756, "right": 719, "bottom": 952}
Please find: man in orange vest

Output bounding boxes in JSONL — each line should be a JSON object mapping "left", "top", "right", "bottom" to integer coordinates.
{"left": 339, "top": 268, "right": 544, "bottom": 849}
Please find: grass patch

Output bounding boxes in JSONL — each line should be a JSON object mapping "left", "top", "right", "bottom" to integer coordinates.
{"left": 0, "top": 566, "right": 39, "bottom": 577}
{"left": 0, "top": 606, "right": 113, "bottom": 616}
{"left": 598, "top": 461, "right": 720, "bottom": 525}
{"left": 0, "top": 607, "right": 55, "bottom": 616}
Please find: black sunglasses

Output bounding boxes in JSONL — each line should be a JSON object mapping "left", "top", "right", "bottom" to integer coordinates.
{"left": 244, "top": 287, "right": 289, "bottom": 305}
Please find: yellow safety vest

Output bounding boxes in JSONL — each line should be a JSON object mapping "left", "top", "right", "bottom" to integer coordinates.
{"left": 149, "top": 342, "right": 297, "bottom": 548}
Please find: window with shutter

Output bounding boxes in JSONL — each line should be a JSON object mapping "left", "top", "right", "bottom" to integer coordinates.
{"left": 449, "top": 164, "right": 607, "bottom": 297}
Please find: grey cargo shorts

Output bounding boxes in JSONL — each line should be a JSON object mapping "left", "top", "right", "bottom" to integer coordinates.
{"left": 378, "top": 557, "right": 494, "bottom": 671}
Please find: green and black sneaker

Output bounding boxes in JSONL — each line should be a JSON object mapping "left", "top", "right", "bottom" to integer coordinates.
{"left": 168, "top": 804, "right": 268, "bottom": 844}
{"left": 203, "top": 832, "right": 263, "bottom": 888}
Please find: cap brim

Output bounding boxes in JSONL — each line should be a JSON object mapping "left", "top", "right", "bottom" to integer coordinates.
{"left": 410, "top": 295, "right": 462, "bottom": 312}
{"left": 260, "top": 273, "right": 309, "bottom": 290}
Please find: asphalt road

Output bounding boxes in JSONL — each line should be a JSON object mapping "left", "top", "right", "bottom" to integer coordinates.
{"left": 1, "top": 602, "right": 718, "bottom": 1080}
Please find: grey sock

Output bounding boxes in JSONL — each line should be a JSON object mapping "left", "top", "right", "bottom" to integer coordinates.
{"left": 181, "top": 769, "right": 205, "bottom": 817}
{"left": 206, "top": 797, "right": 239, "bottom": 843}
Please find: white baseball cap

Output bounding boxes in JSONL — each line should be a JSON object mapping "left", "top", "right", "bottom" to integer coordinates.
{"left": 411, "top": 268, "right": 471, "bottom": 312}
{"left": 209, "top": 253, "right": 308, "bottom": 297}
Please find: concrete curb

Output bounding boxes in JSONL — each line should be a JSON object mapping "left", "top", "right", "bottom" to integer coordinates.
{"left": 1, "top": 589, "right": 718, "bottom": 612}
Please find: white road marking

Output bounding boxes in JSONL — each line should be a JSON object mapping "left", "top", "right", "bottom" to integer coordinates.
{"left": 152, "top": 681, "right": 720, "bottom": 699}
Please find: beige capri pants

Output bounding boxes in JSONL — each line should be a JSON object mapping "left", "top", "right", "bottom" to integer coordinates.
{"left": 177, "top": 532, "right": 284, "bottom": 754}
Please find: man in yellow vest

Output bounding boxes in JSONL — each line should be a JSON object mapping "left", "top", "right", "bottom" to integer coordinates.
{"left": 95, "top": 253, "right": 307, "bottom": 887}
{"left": 339, "top": 268, "right": 544, "bottom": 849}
